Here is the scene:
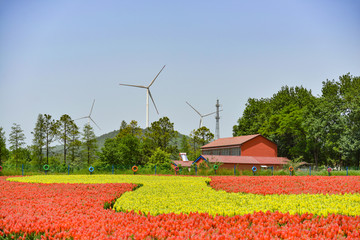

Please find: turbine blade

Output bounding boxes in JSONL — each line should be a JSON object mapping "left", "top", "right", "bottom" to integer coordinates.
{"left": 203, "top": 111, "right": 217, "bottom": 117}
{"left": 186, "top": 101, "right": 202, "bottom": 116}
{"left": 119, "top": 83, "right": 147, "bottom": 88}
{"left": 90, "top": 117, "right": 101, "bottom": 130}
{"left": 148, "top": 65, "right": 166, "bottom": 88}
{"left": 199, "top": 118, "right": 203, "bottom": 129}
{"left": 89, "top": 99, "right": 95, "bottom": 116}
{"left": 74, "top": 116, "right": 88, "bottom": 121}
{"left": 148, "top": 90, "right": 159, "bottom": 114}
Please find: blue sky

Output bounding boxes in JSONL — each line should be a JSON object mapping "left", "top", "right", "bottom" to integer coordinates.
{"left": 1, "top": 0, "right": 359, "bottom": 146}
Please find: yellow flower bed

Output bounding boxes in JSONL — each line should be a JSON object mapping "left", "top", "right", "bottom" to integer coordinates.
{"left": 8, "top": 175, "right": 360, "bottom": 217}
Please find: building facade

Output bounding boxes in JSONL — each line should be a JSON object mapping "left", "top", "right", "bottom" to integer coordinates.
{"left": 199, "top": 134, "right": 288, "bottom": 170}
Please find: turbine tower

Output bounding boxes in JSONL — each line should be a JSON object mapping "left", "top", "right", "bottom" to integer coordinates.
{"left": 75, "top": 99, "right": 101, "bottom": 130}
{"left": 215, "top": 99, "right": 220, "bottom": 139}
{"left": 186, "top": 101, "right": 217, "bottom": 129}
{"left": 119, "top": 65, "right": 165, "bottom": 128}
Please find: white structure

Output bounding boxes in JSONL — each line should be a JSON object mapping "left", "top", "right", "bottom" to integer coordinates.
{"left": 179, "top": 153, "right": 189, "bottom": 161}
{"left": 119, "top": 65, "right": 165, "bottom": 128}
{"left": 75, "top": 99, "right": 101, "bottom": 129}
{"left": 186, "top": 101, "right": 216, "bottom": 129}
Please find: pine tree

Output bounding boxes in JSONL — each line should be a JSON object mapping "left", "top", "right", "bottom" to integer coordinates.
{"left": 57, "top": 114, "right": 74, "bottom": 165}
{"left": 68, "top": 122, "right": 81, "bottom": 165}
{"left": 179, "top": 135, "right": 190, "bottom": 154}
{"left": 120, "top": 120, "right": 127, "bottom": 131}
{"left": 9, "top": 123, "right": 26, "bottom": 167}
{"left": 117, "top": 120, "right": 142, "bottom": 138}
{"left": 82, "top": 123, "right": 97, "bottom": 165}
{"left": 0, "top": 127, "right": 7, "bottom": 165}
{"left": 43, "top": 114, "right": 58, "bottom": 164}
{"left": 145, "top": 117, "right": 177, "bottom": 151}
{"left": 32, "top": 114, "right": 46, "bottom": 165}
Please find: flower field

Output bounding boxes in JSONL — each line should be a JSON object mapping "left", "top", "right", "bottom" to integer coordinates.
{"left": 209, "top": 176, "right": 360, "bottom": 195}
{"left": 1, "top": 175, "right": 360, "bottom": 239}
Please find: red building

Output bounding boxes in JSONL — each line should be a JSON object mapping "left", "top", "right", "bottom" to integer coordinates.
{"left": 198, "top": 134, "right": 288, "bottom": 170}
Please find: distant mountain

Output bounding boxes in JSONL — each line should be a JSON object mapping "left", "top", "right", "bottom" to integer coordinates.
{"left": 96, "top": 130, "right": 120, "bottom": 148}
{"left": 52, "top": 130, "right": 120, "bottom": 154}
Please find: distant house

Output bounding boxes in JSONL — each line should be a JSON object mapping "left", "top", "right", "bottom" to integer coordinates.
{"left": 200, "top": 134, "right": 289, "bottom": 170}
{"left": 173, "top": 153, "right": 193, "bottom": 168}
{"left": 173, "top": 134, "right": 289, "bottom": 171}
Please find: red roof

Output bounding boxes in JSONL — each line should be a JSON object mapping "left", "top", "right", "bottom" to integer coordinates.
{"left": 201, "top": 134, "right": 261, "bottom": 149}
{"left": 172, "top": 160, "right": 193, "bottom": 167}
{"left": 202, "top": 155, "right": 289, "bottom": 165}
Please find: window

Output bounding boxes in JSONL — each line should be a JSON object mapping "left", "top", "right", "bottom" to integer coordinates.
{"left": 222, "top": 148, "right": 229, "bottom": 155}
{"left": 202, "top": 147, "right": 241, "bottom": 156}
{"left": 231, "top": 147, "right": 241, "bottom": 156}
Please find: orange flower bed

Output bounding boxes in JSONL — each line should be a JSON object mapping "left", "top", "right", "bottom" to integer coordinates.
{"left": 209, "top": 176, "right": 360, "bottom": 195}
{"left": 1, "top": 176, "right": 360, "bottom": 239}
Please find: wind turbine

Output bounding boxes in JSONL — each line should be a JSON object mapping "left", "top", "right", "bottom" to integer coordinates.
{"left": 186, "top": 101, "right": 219, "bottom": 129}
{"left": 119, "top": 65, "right": 165, "bottom": 128}
{"left": 75, "top": 99, "right": 101, "bottom": 130}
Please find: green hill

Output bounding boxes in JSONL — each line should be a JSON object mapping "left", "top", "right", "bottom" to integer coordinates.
{"left": 96, "top": 130, "right": 120, "bottom": 148}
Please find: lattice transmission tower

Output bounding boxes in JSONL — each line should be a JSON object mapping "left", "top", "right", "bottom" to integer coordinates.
{"left": 215, "top": 99, "right": 221, "bottom": 139}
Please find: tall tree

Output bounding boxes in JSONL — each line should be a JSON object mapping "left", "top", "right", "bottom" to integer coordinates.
{"left": 192, "top": 126, "right": 214, "bottom": 146}
{"left": 260, "top": 104, "right": 307, "bottom": 159}
{"left": 99, "top": 138, "right": 122, "bottom": 166}
{"left": 312, "top": 79, "right": 346, "bottom": 167}
{"left": 68, "top": 122, "right": 81, "bottom": 165}
{"left": 148, "top": 147, "right": 171, "bottom": 165}
{"left": 303, "top": 97, "right": 326, "bottom": 168}
{"left": 0, "top": 127, "right": 8, "bottom": 165}
{"left": 43, "top": 114, "right": 58, "bottom": 164}
{"left": 259, "top": 86, "right": 315, "bottom": 159}
{"left": 179, "top": 135, "right": 190, "bottom": 154}
{"left": 188, "top": 127, "right": 214, "bottom": 160}
{"left": 82, "top": 123, "right": 98, "bottom": 165}
{"left": 233, "top": 86, "right": 315, "bottom": 161}
{"left": 9, "top": 123, "right": 26, "bottom": 167}
{"left": 99, "top": 134, "right": 141, "bottom": 166}
{"left": 119, "top": 134, "right": 142, "bottom": 166}
{"left": 31, "top": 114, "right": 46, "bottom": 165}
{"left": 145, "top": 117, "right": 178, "bottom": 152}
{"left": 117, "top": 120, "right": 142, "bottom": 138}
{"left": 337, "top": 74, "right": 360, "bottom": 167}
{"left": 233, "top": 98, "right": 271, "bottom": 136}
{"left": 120, "top": 120, "right": 127, "bottom": 131}
{"left": 189, "top": 131, "right": 199, "bottom": 153}
{"left": 57, "top": 114, "right": 74, "bottom": 165}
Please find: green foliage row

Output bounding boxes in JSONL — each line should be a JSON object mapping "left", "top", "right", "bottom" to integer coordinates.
{"left": 233, "top": 73, "right": 360, "bottom": 168}
{"left": 2, "top": 162, "right": 360, "bottom": 177}
{"left": 0, "top": 115, "right": 217, "bottom": 175}
{"left": 97, "top": 118, "right": 215, "bottom": 168}
{"left": 0, "top": 113, "right": 99, "bottom": 174}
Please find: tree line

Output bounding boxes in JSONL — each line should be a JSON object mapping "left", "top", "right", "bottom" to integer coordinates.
{"left": 0, "top": 115, "right": 215, "bottom": 170}
{"left": 0, "top": 114, "right": 97, "bottom": 170}
{"left": 233, "top": 73, "right": 360, "bottom": 169}
{"left": 98, "top": 117, "right": 214, "bottom": 168}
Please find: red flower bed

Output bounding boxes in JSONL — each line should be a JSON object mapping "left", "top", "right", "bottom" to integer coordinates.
{"left": 1, "top": 176, "right": 360, "bottom": 239}
{"left": 209, "top": 176, "right": 360, "bottom": 195}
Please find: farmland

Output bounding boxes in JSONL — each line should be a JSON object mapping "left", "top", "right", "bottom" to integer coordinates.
{"left": 1, "top": 175, "right": 360, "bottom": 239}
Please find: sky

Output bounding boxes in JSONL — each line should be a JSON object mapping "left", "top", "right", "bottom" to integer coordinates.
{"left": 1, "top": 0, "right": 360, "bottom": 146}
